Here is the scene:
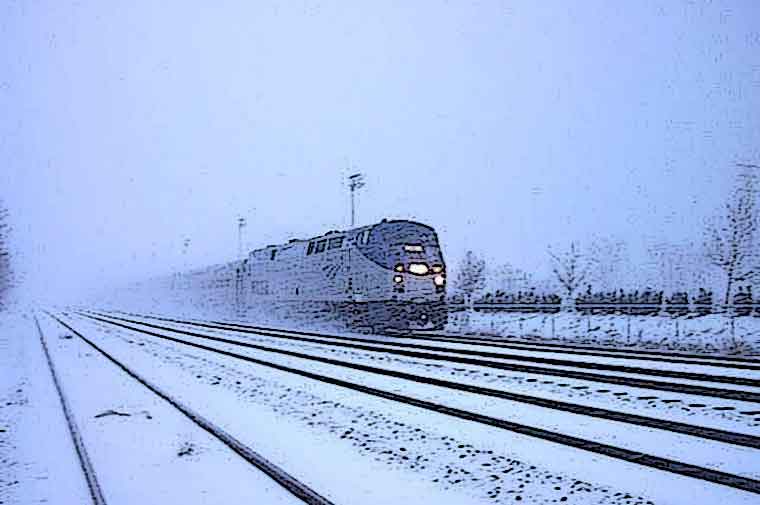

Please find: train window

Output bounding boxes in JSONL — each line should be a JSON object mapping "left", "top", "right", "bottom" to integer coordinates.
{"left": 307, "top": 242, "right": 314, "bottom": 255}
{"left": 357, "top": 229, "right": 371, "bottom": 245}
{"left": 315, "top": 240, "right": 327, "bottom": 253}
{"left": 328, "top": 236, "right": 344, "bottom": 250}
{"left": 270, "top": 249, "right": 277, "bottom": 260}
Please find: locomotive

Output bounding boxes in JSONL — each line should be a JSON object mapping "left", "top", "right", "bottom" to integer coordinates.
{"left": 135, "top": 219, "right": 448, "bottom": 331}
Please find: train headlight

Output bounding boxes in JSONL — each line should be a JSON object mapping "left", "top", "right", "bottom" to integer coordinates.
{"left": 433, "top": 274, "right": 445, "bottom": 286}
{"left": 408, "top": 263, "right": 429, "bottom": 275}
{"left": 394, "top": 263, "right": 404, "bottom": 272}
{"left": 431, "top": 265, "right": 443, "bottom": 273}
{"left": 393, "top": 274, "right": 404, "bottom": 283}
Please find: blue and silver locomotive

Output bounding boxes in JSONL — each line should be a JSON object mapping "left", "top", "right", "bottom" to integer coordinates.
{"left": 159, "top": 219, "right": 448, "bottom": 331}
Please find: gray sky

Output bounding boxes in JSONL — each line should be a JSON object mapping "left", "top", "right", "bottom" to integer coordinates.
{"left": 1, "top": 1, "right": 759, "bottom": 303}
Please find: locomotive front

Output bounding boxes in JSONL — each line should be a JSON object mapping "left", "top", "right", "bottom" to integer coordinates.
{"left": 354, "top": 220, "right": 448, "bottom": 330}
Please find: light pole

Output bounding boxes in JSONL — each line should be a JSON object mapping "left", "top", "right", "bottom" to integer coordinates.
{"left": 182, "top": 237, "right": 190, "bottom": 270}
{"left": 237, "top": 217, "right": 246, "bottom": 261}
{"left": 348, "top": 173, "right": 365, "bottom": 227}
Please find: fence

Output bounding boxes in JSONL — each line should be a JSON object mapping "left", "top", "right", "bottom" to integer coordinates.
{"left": 446, "top": 305, "right": 760, "bottom": 355}
{"left": 448, "top": 300, "right": 760, "bottom": 317}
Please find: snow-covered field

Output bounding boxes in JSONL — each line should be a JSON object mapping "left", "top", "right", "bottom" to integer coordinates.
{"left": 448, "top": 311, "right": 760, "bottom": 356}
{"left": 0, "top": 313, "right": 94, "bottom": 505}
{"left": 1, "top": 312, "right": 317, "bottom": 505}
{"left": 3, "top": 308, "right": 760, "bottom": 504}
{"left": 83, "top": 313, "right": 760, "bottom": 482}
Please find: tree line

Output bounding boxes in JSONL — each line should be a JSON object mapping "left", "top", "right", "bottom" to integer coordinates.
{"left": 451, "top": 164, "right": 760, "bottom": 317}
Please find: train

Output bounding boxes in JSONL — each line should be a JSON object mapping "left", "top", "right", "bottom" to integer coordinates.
{"left": 120, "top": 219, "right": 448, "bottom": 331}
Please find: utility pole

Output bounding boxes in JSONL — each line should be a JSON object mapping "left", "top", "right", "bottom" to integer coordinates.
{"left": 348, "top": 173, "right": 365, "bottom": 227}
{"left": 237, "top": 217, "right": 246, "bottom": 260}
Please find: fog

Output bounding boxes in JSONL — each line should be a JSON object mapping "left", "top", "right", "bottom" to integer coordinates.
{"left": 1, "top": 1, "right": 759, "bottom": 305}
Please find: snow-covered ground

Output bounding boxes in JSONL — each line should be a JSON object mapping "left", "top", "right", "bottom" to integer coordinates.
{"left": 70, "top": 311, "right": 760, "bottom": 503}
{"left": 1, "top": 311, "right": 322, "bottom": 505}
{"left": 4, "top": 308, "right": 760, "bottom": 504}
{"left": 62, "top": 314, "right": 524, "bottom": 505}
{"left": 36, "top": 313, "right": 315, "bottom": 505}
{"left": 78, "top": 313, "right": 760, "bottom": 482}
{"left": 448, "top": 311, "right": 760, "bottom": 356}
{"left": 0, "top": 313, "right": 93, "bottom": 505}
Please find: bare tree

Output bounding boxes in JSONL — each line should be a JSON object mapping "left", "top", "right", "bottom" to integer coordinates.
{"left": 646, "top": 241, "right": 707, "bottom": 295}
{"left": 704, "top": 164, "right": 759, "bottom": 307}
{"left": 548, "top": 242, "right": 588, "bottom": 310}
{"left": 587, "top": 237, "right": 629, "bottom": 290}
{"left": 489, "top": 262, "right": 534, "bottom": 294}
{"left": 453, "top": 250, "right": 486, "bottom": 306}
{"left": 0, "top": 202, "right": 10, "bottom": 310}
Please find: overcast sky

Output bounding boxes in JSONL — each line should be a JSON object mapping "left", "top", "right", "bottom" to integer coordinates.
{"left": 2, "top": 1, "right": 759, "bottom": 303}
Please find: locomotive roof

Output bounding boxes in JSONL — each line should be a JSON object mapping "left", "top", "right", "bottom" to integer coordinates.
{"left": 249, "top": 219, "right": 435, "bottom": 256}
{"left": 161, "top": 219, "right": 438, "bottom": 281}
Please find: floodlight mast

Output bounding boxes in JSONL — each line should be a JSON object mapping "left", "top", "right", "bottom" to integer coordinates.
{"left": 237, "top": 217, "right": 246, "bottom": 260}
{"left": 348, "top": 173, "right": 365, "bottom": 227}
{"left": 182, "top": 237, "right": 190, "bottom": 271}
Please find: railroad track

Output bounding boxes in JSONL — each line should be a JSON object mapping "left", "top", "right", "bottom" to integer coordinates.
{"left": 107, "top": 309, "right": 760, "bottom": 369}
{"left": 81, "top": 310, "right": 760, "bottom": 448}
{"left": 34, "top": 314, "right": 107, "bottom": 505}
{"left": 73, "top": 310, "right": 760, "bottom": 495}
{"left": 42, "top": 312, "right": 335, "bottom": 505}
{"left": 84, "top": 310, "right": 760, "bottom": 403}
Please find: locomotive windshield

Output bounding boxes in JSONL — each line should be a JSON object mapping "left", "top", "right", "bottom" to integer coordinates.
{"left": 354, "top": 220, "right": 444, "bottom": 271}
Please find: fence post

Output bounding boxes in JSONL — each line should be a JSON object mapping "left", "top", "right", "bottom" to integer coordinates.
{"left": 674, "top": 317, "right": 679, "bottom": 339}
{"left": 551, "top": 315, "right": 556, "bottom": 339}
{"left": 626, "top": 313, "right": 631, "bottom": 343}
